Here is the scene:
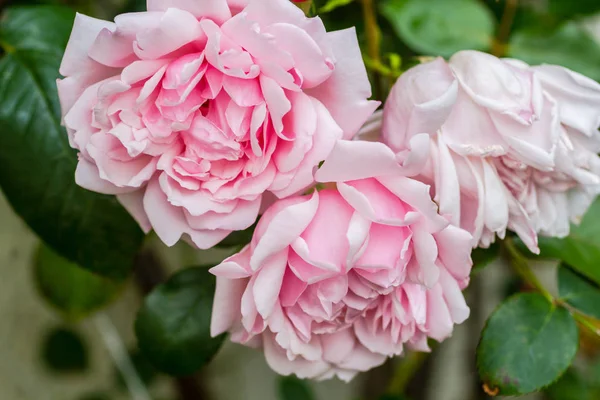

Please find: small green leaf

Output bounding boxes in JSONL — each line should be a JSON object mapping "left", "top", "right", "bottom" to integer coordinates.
{"left": 531, "top": 198, "right": 600, "bottom": 286}
{"left": 381, "top": 0, "right": 495, "bottom": 58}
{"left": 135, "top": 267, "right": 225, "bottom": 376}
{"left": 41, "top": 326, "right": 88, "bottom": 373}
{"left": 509, "top": 23, "right": 600, "bottom": 82}
{"left": 319, "top": 0, "right": 354, "bottom": 13}
{"left": 278, "top": 376, "right": 315, "bottom": 400}
{"left": 477, "top": 293, "right": 579, "bottom": 396}
{"left": 545, "top": 368, "right": 591, "bottom": 400}
{"left": 379, "top": 395, "right": 411, "bottom": 400}
{"left": 0, "top": 6, "right": 144, "bottom": 280}
{"left": 35, "top": 244, "right": 123, "bottom": 320}
{"left": 558, "top": 265, "right": 600, "bottom": 320}
{"left": 472, "top": 242, "right": 500, "bottom": 272}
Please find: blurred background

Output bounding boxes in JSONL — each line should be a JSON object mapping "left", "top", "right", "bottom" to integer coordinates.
{"left": 1, "top": 0, "right": 600, "bottom": 399}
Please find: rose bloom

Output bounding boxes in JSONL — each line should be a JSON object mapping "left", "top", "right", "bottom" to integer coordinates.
{"left": 210, "top": 140, "right": 472, "bottom": 380}
{"left": 57, "top": 0, "right": 377, "bottom": 248}
{"left": 382, "top": 51, "right": 600, "bottom": 252}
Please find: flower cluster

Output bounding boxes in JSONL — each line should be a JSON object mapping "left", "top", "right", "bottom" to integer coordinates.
{"left": 58, "top": 0, "right": 600, "bottom": 381}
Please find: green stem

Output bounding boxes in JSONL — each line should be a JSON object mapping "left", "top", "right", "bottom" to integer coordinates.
{"left": 386, "top": 351, "right": 429, "bottom": 395}
{"left": 363, "top": 57, "right": 401, "bottom": 80}
{"left": 360, "top": 0, "right": 383, "bottom": 98}
{"left": 503, "top": 237, "right": 553, "bottom": 303}
{"left": 491, "top": 0, "right": 518, "bottom": 57}
{"left": 503, "top": 237, "right": 600, "bottom": 339}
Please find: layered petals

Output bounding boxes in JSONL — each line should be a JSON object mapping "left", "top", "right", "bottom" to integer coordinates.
{"left": 58, "top": 0, "right": 375, "bottom": 247}
{"left": 382, "top": 51, "right": 600, "bottom": 252}
{"left": 210, "top": 143, "right": 472, "bottom": 380}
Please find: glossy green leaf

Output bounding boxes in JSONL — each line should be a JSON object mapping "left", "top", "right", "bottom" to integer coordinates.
{"left": 509, "top": 23, "right": 600, "bottom": 82}
{"left": 278, "top": 376, "right": 315, "bottom": 400}
{"left": 477, "top": 293, "right": 578, "bottom": 396}
{"left": 41, "top": 326, "right": 88, "bottom": 373}
{"left": 35, "top": 243, "right": 123, "bottom": 320}
{"left": 319, "top": 0, "right": 354, "bottom": 13}
{"left": 472, "top": 242, "right": 500, "bottom": 272}
{"left": 558, "top": 265, "right": 600, "bottom": 320}
{"left": 381, "top": 0, "right": 495, "bottom": 58}
{"left": 531, "top": 198, "right": 600, "bottom": 286}
{"left": 545, "top": 368, "right": 591, "bottom": 400}
{"left": 135, "top": 267, "right": 225, "bottom": 376}
{"left": 0, "top": 6, "right": 144, "bottom": 280}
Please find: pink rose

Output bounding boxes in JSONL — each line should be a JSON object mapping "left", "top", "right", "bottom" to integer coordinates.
{"left": 210, "top": 140, "right": 472, "bottom": 380}
{"left": 57, "top": 0, "right": 378, "bottom": 248}
{"left": 382, "top": 51, "right": 600, "bottom": 252}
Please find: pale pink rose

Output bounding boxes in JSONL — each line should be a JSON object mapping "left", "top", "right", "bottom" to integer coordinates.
{"left": 57, "top": 0, "right": 378, "bottom": 248}
{"left": 210, "top": 140, "right": 472, "bottom": 380}
{"left": 382, "top": 51, "right": 600, "bottom": 253}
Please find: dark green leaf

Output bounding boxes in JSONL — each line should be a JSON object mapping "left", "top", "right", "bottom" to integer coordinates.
{"left": 41, "top": 326, "right": 88, "bottom": 373}
{"left": 135, "top": 267, "right": 225, "bottom": 376}
{"left": 0, "top": 6, "right": 144, "bottom": 280}
{"left": 530, "top": 198, "right": 600, "bottom": 286}
{"left": 379, "top": 395, "right": 411, "bottom": 400}
{"left": 215, "top": 221, "right": 256, "bottom": 248}
{"left": 509, "top": 23, "right": 600, "bottom": 82}
{"left": 558, "top": 265, "right": 600, "bottom": 320}
{"left": 545, "top": 368, "right": 591, "bottom": 400}
{"left": 278, "top": 376, "right": 315, "bottom": 400}
{"left": 122, "top": 0, "right": 147, "bottom": 13}
{"left": 477, "top": 293, "right": 578, "bottom": 395}
{"left": 548, "top": 0, "right": 600, "bottom": 20}
{"left": 381, "top": 0, "right": 495, "bottom": 58}
{"left": 35, "top": 243, "right": 123, "bottom": 320}
{"left": 472, "top": 242, "right": 500, "bottom": 272}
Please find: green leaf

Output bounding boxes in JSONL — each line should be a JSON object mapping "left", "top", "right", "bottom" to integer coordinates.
{"left": 35, "top": 243, "right": 123, "bottom": 320}
{"left": 319, "top": 0, "right": 354, "bottom": 13}
{"left": 477, "top": 293, "right": 579, "bottom": 396}
{"left": 531, "top": 197, "right": 600, "bottom": 286}
{"left": 558, "top": 265, "right": 600, "bottom": 320}
{"left": 548, "top": 0, "right": 600, "bottom": 20}
{"left": 545, "top": 368, "right": 591, "bottom": 400}
{"left": 278, "top": 376, "right": 315, "bottom": 400}
{"left": 135, "top": 266, "right": 225, "bottom": 376}
{"left": 472, "top": 242, "right": 500, "bottom": 272}
{"left": 509, "top": 23, "right": 600, "bottom": 82}
{"left": 215, "top": 221, "right": 256, "bottom": 248}
{"left": 378, "top": 395, "right": 411, "bottom": 400}
{"left": 0, "top": 6, "right": 144, "bottom": 280}
{"left": 380, "top": 0, "right": 495, "bottom": 58}
{"left": 41, "top": 326, "right": 89, "bottom": 373}
{"left": 122, "top": 0, "right": 147, "bottom": 12}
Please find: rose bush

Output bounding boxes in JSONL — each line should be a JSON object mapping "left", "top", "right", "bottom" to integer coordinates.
{"left": 210, "top": 140, "right": 473, "bottom": 380}
{"left": 57, "top": 0, "right": 377, "bottom": 248}
{"left": 382, "top": 51, "right": 600, "bottom": 252}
